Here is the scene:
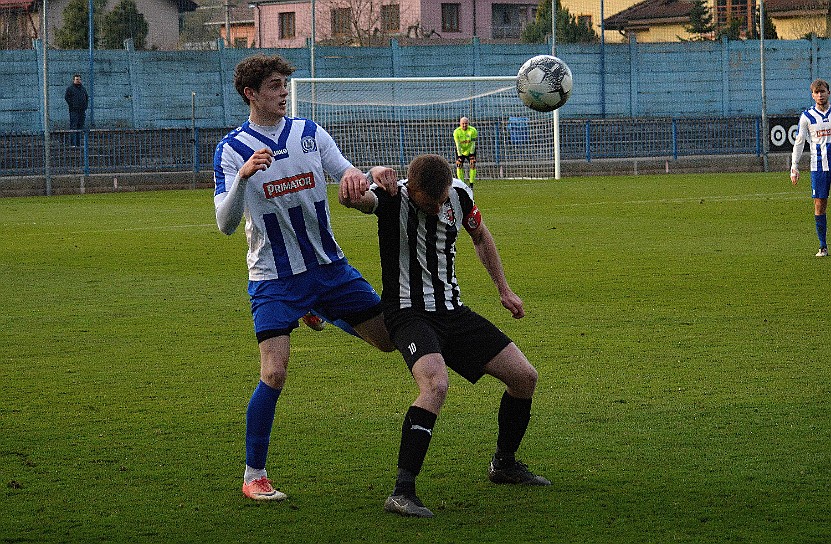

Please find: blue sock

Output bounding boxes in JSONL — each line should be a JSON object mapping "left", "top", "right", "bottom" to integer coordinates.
{"left": 816, "top": 214, "right": 827, "bottom": 248}
{"left": 245, "top": 381, "right": 281, "bottom": 470}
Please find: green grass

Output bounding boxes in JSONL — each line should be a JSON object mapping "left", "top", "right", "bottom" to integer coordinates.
{"left": 1, "top": 173, "right": 829, "bottom": 543}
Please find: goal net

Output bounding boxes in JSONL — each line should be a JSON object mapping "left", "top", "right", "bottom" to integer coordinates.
{"left": 289, "top": 77, "right": 559, "bottom": 179}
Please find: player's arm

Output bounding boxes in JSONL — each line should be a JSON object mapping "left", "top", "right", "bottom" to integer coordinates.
{"left": 214, "top": 147, "right": 273, "bottom": 235}
{"left": 467, "top": 214, "right": 524, "bottom": 319}
{"left": 470, "top": 128, "right": 477, "bottom": 154}
{"left": 453, "top": 128, "right": 462, "bottom": 154}
{"left": 791, "top": 116, "right": 809, "bottom": 185}
{"left": 338, "top": 166, "right": 397, "bottom": 211}
{"left": 339, "top": 182, "right": 377, "bottom": 214}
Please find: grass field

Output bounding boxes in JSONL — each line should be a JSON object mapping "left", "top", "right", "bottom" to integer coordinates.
{"left": 1, "top": 172, "right": 829, "bottom": 543}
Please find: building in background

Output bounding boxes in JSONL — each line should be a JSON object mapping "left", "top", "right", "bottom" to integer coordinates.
{"left": 0, "top": 0, "right": 37, "bottom": 48}
{"left": 247, "top": 0, "right": 540, "bottom": 48}
{"left": 602, "top": 0, "right": 828, "bottom": 42}
{"left": 204, "top": 2, "right": 255, "bottom": 47}
{"left": 559, "top": 0, "right": 634, "bottom": 44}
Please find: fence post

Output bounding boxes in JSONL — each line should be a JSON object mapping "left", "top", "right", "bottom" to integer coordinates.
{"left": 472, "top": 37, "right": 481, "bottom": 76}
{"left": 721, "top": 35, "right": 729, "bottom": 116}
{"left": 493, "top": 119, "right": 501, "bottom": 175}
{"left": 672, "top": 119, "right": 678, "bottom": 160}
{"left": 390, "top": 38, "right": 401, "bottom": 77}
{"left": 219, "top": 40, "right": 232, "bottom": 127}
{"left": 585, "top": 120, "right": 591, "bottom": 163}
{"left": 191, "top": 91, "right": 199, "bottom": 186}
{"left": 756, "top": 117, "right": 761, "bottom": 156}
{"left": 84, "top": 130, "right": 90, "bottom": 176}
{"left": 125, "top": 41, "right": 140, "bottom": 129}
{"left": 810, "top": 34, "right": 817, "bottom": 83}
{"left": 628, "top": 33, "right": 638, "bottom": 117}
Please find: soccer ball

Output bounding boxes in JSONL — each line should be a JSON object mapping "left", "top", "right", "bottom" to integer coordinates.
{"left": 516, "top": 55, "right": 573, "bottom": 112}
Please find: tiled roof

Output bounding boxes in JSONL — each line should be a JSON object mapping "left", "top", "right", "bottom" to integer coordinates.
{"left": 604, "top": 0, "right": 698, "bottom": 30}
{"left": 604, "top": 0, "right": 825, "bottom": 30}
{"left": 0, "top": 0, "right": 35, "bottom": 8}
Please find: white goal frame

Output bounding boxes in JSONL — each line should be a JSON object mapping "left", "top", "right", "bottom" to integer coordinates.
{"left": 289, "top": 77, "right": 561, "bottom": 180}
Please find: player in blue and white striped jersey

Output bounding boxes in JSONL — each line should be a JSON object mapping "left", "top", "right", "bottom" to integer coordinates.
{"left": 340, "top": 154, "right": 549, "bottom": 518}
{"left": 214, "top": 54, "right": 399, "bottom": 502}
{"left": 791, "top": 78, "right": 831, "bottom": 257}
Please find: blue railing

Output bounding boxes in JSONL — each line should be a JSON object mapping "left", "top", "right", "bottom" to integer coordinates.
{"left": 0, "top": 117, "right": 763, "bottom": 179}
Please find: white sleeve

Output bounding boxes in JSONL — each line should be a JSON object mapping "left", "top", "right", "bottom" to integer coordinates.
{"left": 791, "top": 115, "right": 809, "bottom": 171}
{"left": 317, "top": 125, "right": 353, "bottom": 180}
{"left": 214, "top": 174, "right": 247, "bottom": 235}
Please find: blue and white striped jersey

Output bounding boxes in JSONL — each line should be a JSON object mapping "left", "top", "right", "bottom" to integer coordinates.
{"left": 792, "top": 106, "right": 831, "bottom": 172}
{"left": 213, "top": 118, "right": 352, "bottom": 280}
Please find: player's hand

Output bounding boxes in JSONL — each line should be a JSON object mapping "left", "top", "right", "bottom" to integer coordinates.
{"left": 339, "top": 167, "right": 370, "bottom": 204}
{"left": 500, "top": 289, "right": 525, "bottom": 319}
{"left": 790, "top": 168, "right": 799, "bottom": 185}
{"left": 239, "top": 148, "right": 273, "bottom": 180}
{"left": 369, "top": 167, "right": 398, "bottom": 196}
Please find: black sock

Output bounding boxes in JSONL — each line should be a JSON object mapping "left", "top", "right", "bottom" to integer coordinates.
{"left": 495, "top": 391, "right": 532, "bottom": 463}
{"left": 392, "top": 468, "right": 416, "bottom": 496}
{"left": 394, "top": 406, "right": 437, "bottom": 492}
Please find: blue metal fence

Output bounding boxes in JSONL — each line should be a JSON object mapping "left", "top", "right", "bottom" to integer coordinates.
{"left": 0, "top": 117, "right": 762, "bottom": 179}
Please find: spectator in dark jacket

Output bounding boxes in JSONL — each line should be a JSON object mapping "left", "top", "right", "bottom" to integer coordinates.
{"left": 65, "top": 74, "right": 88, "bottom": 146}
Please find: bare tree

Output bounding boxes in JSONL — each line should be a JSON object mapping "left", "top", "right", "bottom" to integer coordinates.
{"left": 319, "top": 0, "right": 412, "bottom": 46}
{"left": 827, "top": 0, "right": 831, "bottom": 37}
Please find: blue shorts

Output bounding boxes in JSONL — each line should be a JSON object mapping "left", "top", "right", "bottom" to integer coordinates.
{"left": 249, "top": 259, "right": 381, "bottom": 342}
{"left": 811, "top": 171, "right": 831, "bottom": 199}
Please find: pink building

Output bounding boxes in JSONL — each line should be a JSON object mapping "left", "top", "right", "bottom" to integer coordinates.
{"left": 248, "top": 0, "right": 538, "bottom": 48}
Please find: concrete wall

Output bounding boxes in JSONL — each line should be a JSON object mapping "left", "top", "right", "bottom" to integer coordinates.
{"left": 2, "top": 36, "right": 827, "bottom": 133}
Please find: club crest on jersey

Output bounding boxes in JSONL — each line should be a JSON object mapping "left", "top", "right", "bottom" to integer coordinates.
{"left": 263, "top": 172, "right": 315, "bottom": 198}
{"left": 443, "top": 205, "right": 455, "bottom": 225}
{"left": 301, "top": 136, "right": 317, "bottom": 153}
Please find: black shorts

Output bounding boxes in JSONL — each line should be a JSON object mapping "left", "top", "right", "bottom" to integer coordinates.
{"left": 384, "top": 306, "right": 512, "bottom": 383}
{"left": 456, "top": 154, "right": 476, "bottom": 163}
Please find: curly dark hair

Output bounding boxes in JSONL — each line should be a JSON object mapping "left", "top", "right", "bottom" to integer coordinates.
{"left": 407, "top": 154, "right": 452, "bottom": 199}
{"left": 234, "top": 54, "right": 296, "bottom": 105}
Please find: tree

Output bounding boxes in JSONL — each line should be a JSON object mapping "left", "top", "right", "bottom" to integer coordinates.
{"left": 827, "top": 0, "right": 831, "bottom": 38}
{"left": 320, "top": 0, "right": 411, "bottom": 46}
{"left": 716, "top": 17, "right": 742, "bottom": 40}
{"left": 683, "top": 0, "right": 715, "bottom": 41}
{"left": 521, "top": 0, "right": 598, "bottom": 44}
{"left": 179, "top": 8, "right": 221, "bottom": 50}
{"left": 100, "top": 0, "right": 149, "bottom": 49}
{"left": 746, "top": 6, "right": 778, "bottom": 40}
{"left": 54, "top": 0, "right": 107, "bottom": 49}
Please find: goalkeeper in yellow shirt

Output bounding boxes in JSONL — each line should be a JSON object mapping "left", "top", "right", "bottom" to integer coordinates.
{"left": 453, "top": 116, "right": 478, "bottom": 188}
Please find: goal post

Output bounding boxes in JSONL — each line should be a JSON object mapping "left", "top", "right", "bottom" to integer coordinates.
{"left": 289, "top": 77, "right": 561, "bottom": 180}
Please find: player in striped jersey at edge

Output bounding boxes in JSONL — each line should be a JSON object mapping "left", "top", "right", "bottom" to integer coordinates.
{"left": 791, "top": 78, "right": 831, "bottom": 257}
{"left": 213, "top": 53, "right": 400, "bottom": 502}
{"left": 339, "top": 153, "right": 550, "bottom": 518}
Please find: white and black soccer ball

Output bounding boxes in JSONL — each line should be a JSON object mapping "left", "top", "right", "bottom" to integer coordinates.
{"left": 516, "top": 55, "right": 573, "bottom": 112}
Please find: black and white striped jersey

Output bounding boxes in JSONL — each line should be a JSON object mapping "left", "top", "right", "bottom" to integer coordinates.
{"left": 370, "top": 179, "right": 482, "bottom": 312}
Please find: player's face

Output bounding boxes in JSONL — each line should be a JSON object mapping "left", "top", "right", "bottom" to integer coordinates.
{"left": 460, "top": 119, "right": 468, "bottom": 129}
{"left": 408, "top": 183, "right": 450, "bottom": 215}
{"left": 813, "top": 86, "right": 830, "bottom": 109}
{"left": 247, "top": 72, "right": 289, "bottom": 123}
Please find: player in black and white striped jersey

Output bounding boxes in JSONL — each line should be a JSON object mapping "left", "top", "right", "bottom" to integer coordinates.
{"left": 340, "top": 154, "right": 550, "bottom": 518}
